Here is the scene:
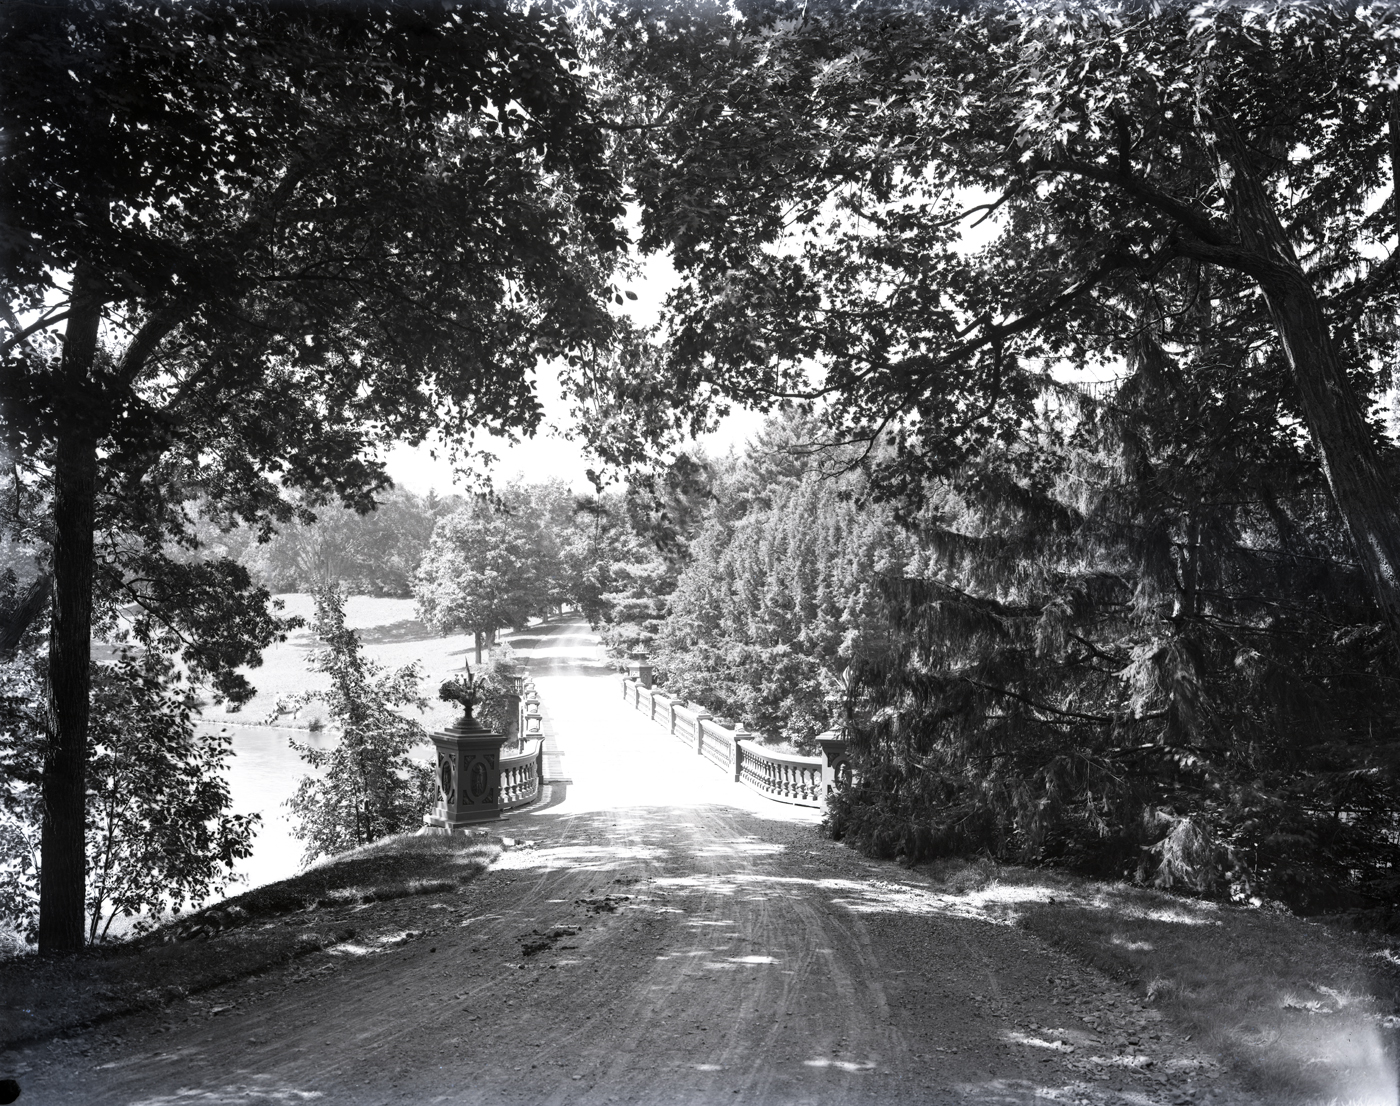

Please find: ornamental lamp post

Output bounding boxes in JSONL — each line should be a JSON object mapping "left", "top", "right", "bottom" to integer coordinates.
{"left": 423, "top": 666, "right": 508, "bottom": 829}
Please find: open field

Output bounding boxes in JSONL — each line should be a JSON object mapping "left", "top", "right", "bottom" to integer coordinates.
{"left": 195, "top": 594, "right": 523, "bottom": 734}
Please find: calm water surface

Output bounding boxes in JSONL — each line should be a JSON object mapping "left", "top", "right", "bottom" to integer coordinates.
{"left": 210, "top": 722, "right": 433, "bottom": 892}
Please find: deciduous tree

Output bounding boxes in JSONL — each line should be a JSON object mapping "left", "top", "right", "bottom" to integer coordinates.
{"left": 278, "top": 587, "right": 432, "bottom": 864}
{"left": 607, "top": 0, "right": 1400, "bottom": 637}
{"left": 1, "top": 0, "right": 623, "bottom": 951}
{"left": 414, "top": 499, "right": 547, "bottom": 662}
{"left": 243, "top": 487, "right": 449, "bottom": 598}
{"left": 1, "top": 576, "right": 256, "bottom": 945}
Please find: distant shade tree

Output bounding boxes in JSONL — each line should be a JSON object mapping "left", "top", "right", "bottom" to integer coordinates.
{"left": 242, "top": 487, "right": 451, "bottom": 598}
{"left": 414, "top": 495, "right": 550, "bottom": 663}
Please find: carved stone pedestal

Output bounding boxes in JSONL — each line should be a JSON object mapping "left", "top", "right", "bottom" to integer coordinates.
{"left": 423, "top": 717, "right": 508, "bottom": 829}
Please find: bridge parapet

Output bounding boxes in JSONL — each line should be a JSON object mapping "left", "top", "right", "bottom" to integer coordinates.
{"left": 619, "top": 675, "right": 849, "bottom": 809}
{"left": 500, "top": 738, "right": 543, "bottom": 809}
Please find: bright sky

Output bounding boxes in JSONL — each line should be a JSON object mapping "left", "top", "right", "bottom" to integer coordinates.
{"left": 382, "top": 245, "right": 766, "bottom": 496}
{"left": 379, "top": 190, "right": 1123, "bottom": 498}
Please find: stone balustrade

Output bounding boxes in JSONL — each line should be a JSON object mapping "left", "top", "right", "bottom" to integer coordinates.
{"left": 736, "top": 741, "right": 823, "bottom": 805}
{"left": 670, "top": 702, "right": 709, "bottom": 747}
{"left": 505, "top": 673, "right": 544, "bottom": 809}
{"left": 500, "top": 738, "right": 543, "bottom": 809}
{"left": 619, "top": 675, "right": 849, "bottom": 809}
{"left": 697, "top": 717, "right": 737, "bottom": 774}
{"left": 521, "top": 676, "right": 542, "bottom": 738}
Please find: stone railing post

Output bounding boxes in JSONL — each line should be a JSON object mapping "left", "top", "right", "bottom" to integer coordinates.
{"left": 424, "top": 711, "right": 507, "bottom": 829}
{"left": 815, "top": 731, "right": 850, "bottom": 799}
{"left": 731, "top": 726, "right": 750, "bottom": 782}
{"left": 519, "top": 677, "right": 538, "bottom": 736}
{"left": 523, "top": 697, "right": 542, "bottom": 738}
{"left": 692, "top": 711, "right": 711, "bottom": 755}
{"left": 628, "top": 659, "right": 654, "bottom": 689}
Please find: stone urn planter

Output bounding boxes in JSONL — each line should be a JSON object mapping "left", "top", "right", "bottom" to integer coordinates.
{"left": 423, "top": 670, "right": 508, "bottom": 829}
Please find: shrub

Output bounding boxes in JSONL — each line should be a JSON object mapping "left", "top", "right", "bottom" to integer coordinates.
{"left": 275, "top": 586, "right": 434, "bottom": 865}
{"left": 1, "top": 633, "right": 257, "bottom": 945}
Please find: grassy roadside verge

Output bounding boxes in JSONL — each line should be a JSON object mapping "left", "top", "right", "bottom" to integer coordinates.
{"left": 918, "top": 858, "right": 1400, "bottom": 1104}
{"left": 0, "top": 830, "right": 500, "bottom": 1051}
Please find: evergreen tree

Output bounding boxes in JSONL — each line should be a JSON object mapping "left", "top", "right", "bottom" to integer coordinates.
{"left": 656, "top": 412, "right": 910, "bottom": 749}
{"left": 831, "top": 353, "right": 1400, "bottom": 913}
{"left": 606, "top": 0, "right": 1400, "bottom": 644}
{"left": 594, "top": 453, "right": 718, "bottom": 661}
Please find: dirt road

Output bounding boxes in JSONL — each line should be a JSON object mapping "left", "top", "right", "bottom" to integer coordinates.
{"left": 16, "top": 620, "right": 1250, "bottom": 1105}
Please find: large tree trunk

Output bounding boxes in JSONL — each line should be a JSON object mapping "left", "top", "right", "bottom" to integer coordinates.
{"left": 38, "top": 270, "right": 102, "bottom": 954}
{"left": 1225, "top": 152, "right": 1400, "bottom": 641}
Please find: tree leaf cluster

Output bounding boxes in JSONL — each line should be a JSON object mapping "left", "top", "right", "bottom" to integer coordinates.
{"left": 232, "top": 486, "right": 453, "bottom": 600}
{"left": 414, "top": 483, "right": 566, "bottom": 648}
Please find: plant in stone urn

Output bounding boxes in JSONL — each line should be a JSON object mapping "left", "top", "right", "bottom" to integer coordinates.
{"left": 439, "top": 665, "right": 489, "bottom": 727}
{"left": 427, "top": 659, "right": 513, "bottom": 829}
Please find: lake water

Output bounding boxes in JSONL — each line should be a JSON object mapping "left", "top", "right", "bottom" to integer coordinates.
{"left": 196, "top": 607, "right": 589, "bottom": 896}
{"left": 193, "top": 594, "right": 466, "bottom": 894}
{"left": 213, "top": 722, "right": 434, "bottom": 892}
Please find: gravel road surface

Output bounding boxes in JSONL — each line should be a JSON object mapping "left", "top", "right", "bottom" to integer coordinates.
{"left": 15, "top": 620, "right": 1252, "bottom": 1105}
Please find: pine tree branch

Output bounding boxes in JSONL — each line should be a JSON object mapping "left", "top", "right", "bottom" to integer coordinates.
{"left": 960, "top": 676, "right": 1117, "bottom": 725}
